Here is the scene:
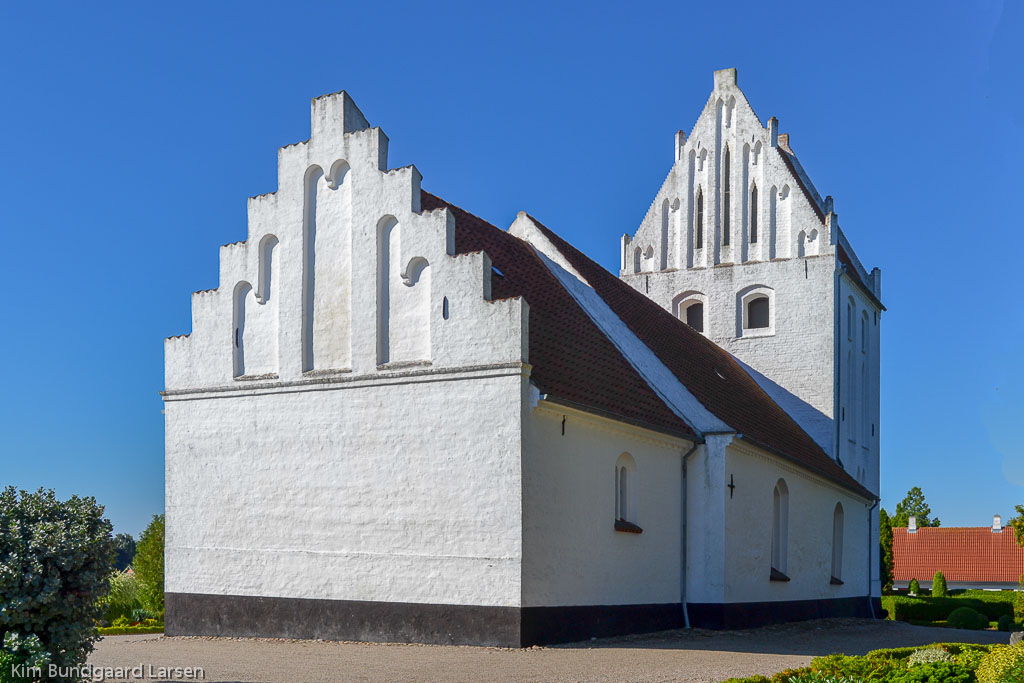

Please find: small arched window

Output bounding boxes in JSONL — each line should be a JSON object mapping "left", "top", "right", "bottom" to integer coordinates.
{"left": 831, "top": 502, "right": 845, "bottom": 584}
{"left": 748, "top": 297, "right": 769, "bottom": 329}
{"left": 722, "top": 146, "right": 731, "bottom": 247}
{"left": 771, "top": 479, "right": 789, "bottom": 579}
{"left": 614, "top": 453, "right": 640, "bottom": 532}
{"left": 685, "top": 302, "right": 704, "bottom": 333}
{"left": 633, "top": 246, "right": 642, "bottom": 274}
{"left": 749, "top": 184, "right": 758, "bottom": 244}
{"left": 695, "top": 187, "right": 704, "bottom": 250}
{"left": 861, "top": 312, "right": 868, "bottom": 352}
{"left": 847, "top": 299, "right": 855, "bottom": 340}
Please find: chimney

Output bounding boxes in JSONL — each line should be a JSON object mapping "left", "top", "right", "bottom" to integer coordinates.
{"left": 908, "top": 516, "right": 917, "bottom": 533}
{"left": 993, "top": 515, "right": 1003, "bottom": 533}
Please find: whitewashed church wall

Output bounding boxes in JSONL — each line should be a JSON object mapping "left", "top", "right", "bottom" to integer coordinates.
{"left": 165, "top": 369, "right": 525, "bottom": 607}
{"left": 837, "top": 272, "right": 882, "bottom": 496}
{"left": 624, "top": 256, "right": 837, "bottom": 422}
{"left": 684, "top": 435, "right": 729, "bottom": 604}
{"left": 723, "top": 441, "right": 872, "bottom": 604}
{"left": 164, "top": 91, "right": 531, "bottom": 609}
{"left": 520, "top": 403, "right": 689, "bottom": 607}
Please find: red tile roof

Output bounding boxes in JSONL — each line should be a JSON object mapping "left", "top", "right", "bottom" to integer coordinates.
{"left": 422, "top": 191, "right": 695, "bottom": 440}
{"left": 893, "top": 527, "right": 1024, "bottom": 584}
{"left": 421, "top": 190, "right": 873, "bottom": 501}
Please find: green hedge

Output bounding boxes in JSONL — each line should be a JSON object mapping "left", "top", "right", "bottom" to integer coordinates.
{"left": 882, "top": 595, "right": 1013, "bottom": 622}
{"left": 96, "top": 624, "right": 164, "bottom": 636}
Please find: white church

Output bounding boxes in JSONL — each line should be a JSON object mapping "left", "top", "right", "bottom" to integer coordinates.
{"left": 163, "top": 68, "right": 883, "bottom": 646}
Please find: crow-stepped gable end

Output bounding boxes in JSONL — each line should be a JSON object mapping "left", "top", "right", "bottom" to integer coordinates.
{"left": 164, "top": 73, "right": 882, "bottom": 648}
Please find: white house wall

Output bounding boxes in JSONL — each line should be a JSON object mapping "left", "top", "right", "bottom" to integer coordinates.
{"left": 520, "top": 402, "right": 690, "bottom": 608}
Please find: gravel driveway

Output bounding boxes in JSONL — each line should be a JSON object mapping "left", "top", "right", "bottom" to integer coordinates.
{"left": 88, "top": 618, "right": 1009, "bottom": 683}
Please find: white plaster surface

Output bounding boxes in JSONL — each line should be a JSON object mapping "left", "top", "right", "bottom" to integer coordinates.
{"left": 520, "top": 403, "right": 690, "bottom": 607}
{"left": 724, "top": 440, "right": 872, "bottom": 603}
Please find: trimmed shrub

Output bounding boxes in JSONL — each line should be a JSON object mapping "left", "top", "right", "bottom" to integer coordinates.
{"left": 0, "top": 487, "right": 115, "bottom": 669}
{"left": 133, "top": 514, "right": 164, "bottom": 615}
{"left": 810, "top": 652, "right": 899, "bottom": 679}
{"left": 909, "top": 578, "right": 920, "bottom": 595}
{"left": 977, "top": 643, "right": 1024, "bottom": 683}
{"left": 932, "top": 571, "right": 947, "bottom": 597}
{"left": 1016, "top": 576, "right": 1024, "bottom": 622}
{"left": 908, "top": 646, "right": 952, "bottom": 666}
{"left": 946, "top": 606, "right": 989, "bottom": 630}
{"left": 881, "top": 595, "right": 1012, "bottom": 622}
{"left": 999, "top": 614, "right": 1016, "bottom": 632}
{"left": 886, "top": 661, "right": 973, "bottom": 682}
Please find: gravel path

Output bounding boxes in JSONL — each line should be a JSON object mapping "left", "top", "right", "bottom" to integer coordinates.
{"left": 88, "top": 619, "right": 1009, "bottom": 682}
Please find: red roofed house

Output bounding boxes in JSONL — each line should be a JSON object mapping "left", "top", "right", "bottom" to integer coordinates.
{"left": 163, "top": 68, "right": 883, "bottom": 647}
{"left": 893, "top": 515, "right": 1024, "bottom": 590}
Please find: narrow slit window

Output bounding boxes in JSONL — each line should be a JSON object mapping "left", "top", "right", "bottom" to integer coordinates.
{"left": 722, "top": 147, "right": 731, "bottom": 246}
{"left": 695, "top": 188, "right": 704, "bottom": 249}
{"left": 750, "top": 184, "right": 758, "bottom": 243}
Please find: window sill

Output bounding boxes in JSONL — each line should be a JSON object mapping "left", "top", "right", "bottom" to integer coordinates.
{"left": 739, "top": 329, "right": 775, "bottom": 339}
{"left": 614, "top": 519, "right": 643, "bottom": 534}
{"left": 234, "top": 373, "right": 279, "bottom": 381}
{"left": 770, "top": 568, "right": 790, "bottom": 582}
{"left": 830, "top": 576, "right": 844, "bottom": 586}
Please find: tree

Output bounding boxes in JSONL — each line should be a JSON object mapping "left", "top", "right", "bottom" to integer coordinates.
{"left": 891, "top": 487, "right": 941, "bottom": 528}
{"left": 933, "top": 570, "right": 947, "bottom": 597}
{"left": 1009, "top": 504, "right": 1024, "bottom": 548}
{"left": 909, "top": 578, "right": 920, "bottom": 595}
{"left": 0, "top": 487, "right": 115, "bottom": 669}
{"left": 879, "top": 508, "right": 894, "bottom": 592}
{"left": 112, "top": 533, "right": 136, "bottom": 571}
{"left": 133, "top": 514, "right": 164, "bottom": 615}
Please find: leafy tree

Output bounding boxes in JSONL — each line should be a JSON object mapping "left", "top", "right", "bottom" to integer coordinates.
{"left": 112, "top": 533, "right": 136, "bottom": 571}
{"left": 879, "top": 508, "right": 894, "bottom": 592}
{"left": 891, "top": 487, "right": 941, "bottom": 528}
{"left": 133, "top": 514, "right": 164, "bottom": 615}
{"left": 909, "top": 578, "right": 920, "bottom": 595}
{"left": 1009, "top": 504, "right": 1024, "bottom": 548}
{"left": 0, "top": 487, "right": 115, "bottom": 670}
{"left": 933, "top": 570, "right": 947, "bottom": 597}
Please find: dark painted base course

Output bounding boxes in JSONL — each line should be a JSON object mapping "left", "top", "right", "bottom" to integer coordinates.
{"left": 166, "top": 593, "right": 882, "bottom": 648}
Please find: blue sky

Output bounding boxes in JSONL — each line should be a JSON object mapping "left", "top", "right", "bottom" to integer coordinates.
{"left": 0, "top": 1, "right": 1020, "bottom": 537}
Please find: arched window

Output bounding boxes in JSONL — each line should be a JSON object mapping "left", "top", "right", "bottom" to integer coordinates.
{"left": 614, "top": 453, "right": 639, "bottom": 531}
{"left": 861, "top": 312, "right": 868, "bottom": 352}
{"left": 738, "top": 286, "right": 774, "bottom": 337}
{"left": 633, "top": 246, "right": 642, "bottom": 274}
{"left": 695, "top": 187, "right": 704, "bottom": 250}
{"left": 771, "top": 479, "right": 789, "bottom": 579}
{"left": 748, "top": 297, "right": 769, "bottom": 329}
{"left": 722, "top": 146, "right": 731, "bottom": 247}
{"left": 685, "top": 302, "right": 704, "bottom": 333}
{"left": 847, "top": 299, "right": 854, "bottom": 340}
{"left": 831, "top": 502, "right": 845, "bottom": 583}
{"left": 749, "top": 184, "right": 758, "bottom": 244}
{"left": 673, "top": 291, "right": 707, "bottom": 335}
{"left": 232, "top": 281, "right": 252, "bottom": 378}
